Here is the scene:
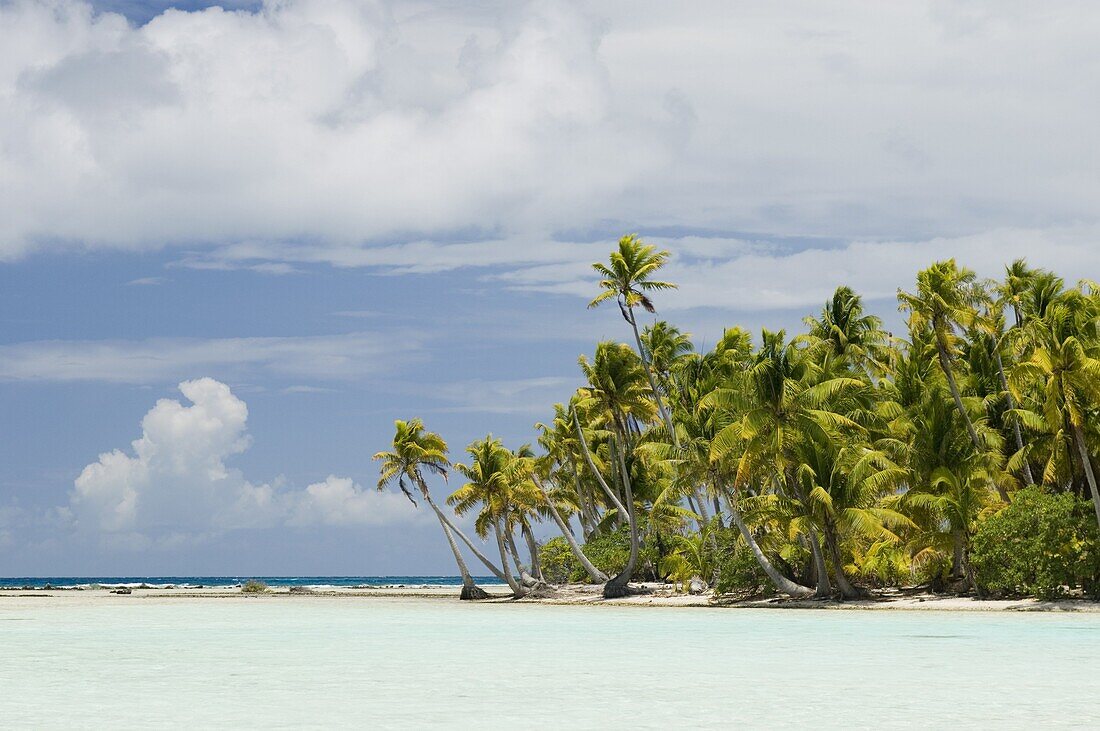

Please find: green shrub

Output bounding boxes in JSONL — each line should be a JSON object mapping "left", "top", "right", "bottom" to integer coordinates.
{"left": 539, "top": 536, "right": 581, "bottom": 583}
{"left": 971, "top": 488, "right": 1100, "bottom": 600}
{"left": 241, "top": 579, "right": 269, "bottom": 594}
{"left": 582, "top": 527, "right": 658, "bottom": 581}
{"left": 710, "top": 527, "right": 770, "bottom": 596}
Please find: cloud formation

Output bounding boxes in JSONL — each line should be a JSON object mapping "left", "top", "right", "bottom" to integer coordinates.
{"left": 68, "top": 378, "right": 421, "bottom": 540}
{"left": 2, "top": 0, "right": 1097, "bottom": 274}
{"left": 499, "top": 226, "right": 1100, "bottom": 312}
{"left": 0, "top": 0, "right": 662, "bottom": 260}
{"left": 0, "top": 332, "right": 421, "bottom": 383}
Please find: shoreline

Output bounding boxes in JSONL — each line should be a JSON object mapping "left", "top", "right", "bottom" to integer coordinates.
{"left": 3, "top": 584, "right": 1099, "bottom": 612}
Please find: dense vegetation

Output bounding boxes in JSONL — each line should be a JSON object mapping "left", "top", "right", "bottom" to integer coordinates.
{"left": 375, "top": 236, "right": 1100, "bottom": 601}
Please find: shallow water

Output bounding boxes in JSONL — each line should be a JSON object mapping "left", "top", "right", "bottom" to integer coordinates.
{"left": 2, "top": 596, "right": 1098, "bottom": 729}
{"left": 0, "top": 576, "right": 504, "bottom": 590}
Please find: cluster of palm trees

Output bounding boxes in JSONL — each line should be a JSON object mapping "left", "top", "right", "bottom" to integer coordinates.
{"left": 375, "top": 235, "right": 1100, "bottom": 600}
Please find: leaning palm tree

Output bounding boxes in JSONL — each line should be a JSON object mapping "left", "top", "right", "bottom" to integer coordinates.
{"left": 899, "top": 260, "right": 1010, "bottom": 502}
{"left": 450, "top": 436, "right": 533, "bottom": 598}
{"left": 373, "top": 419, "right": 492, "bottom": 600}
{"left": 589, "top": 234, "right": 679, "bottom": 443}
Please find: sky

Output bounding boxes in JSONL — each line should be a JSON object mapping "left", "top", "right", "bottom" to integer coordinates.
{"left": 1, "top": 0, "right": 1099, "bottom": 576}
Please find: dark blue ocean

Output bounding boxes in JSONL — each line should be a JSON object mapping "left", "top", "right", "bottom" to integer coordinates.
{"left": 0, "top": 576, "right": 502, "bottom": 589}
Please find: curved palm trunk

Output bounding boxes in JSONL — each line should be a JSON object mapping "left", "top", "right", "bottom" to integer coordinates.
{"left": 935, "top": 338, "right": 1011, "bottom": 503}
{"left": 603, "top": 434, "right": 640, "bottom": 598}
{"left": 425, "top": 493, "right": 508, "bottom": 583}
{"left": 533, "top": 475, "right": 608, "bottom": 582}
{"left": 574, "top": 410, "right": 628, "bottom": 515}
{"left": 505, "top": 529, "right": 539, "bottom": 587}
{"left": 807, "top": 523, "right": 832, "bottom": 597}
{"left": 418, "top": 490, "right": 490, "bottom": 599}
{"left": 435, "top": 515, "right": 490, "bottom": 600}
{"left": 520, "top": 521, "right": 544, "bottom": 582}
{"left": 824, "top": 521, "right": 861, "bottom": 599}
{"left": 493, "top": 522, "right": 526, "bottom": 598}
{"left": 724, "top": 492, "right": 814, "bottom": 598}
{"left": 994, "top": 348, "right": 1034, "bottom": 485}
{"left": 788, "top": 468, "right": 831, "bottom": 597}
{"left": 568, "top": 457, "right": 599, "bottom": 539}
{"left": 1072, "top": 424, "right": 1100, "bottom": 530}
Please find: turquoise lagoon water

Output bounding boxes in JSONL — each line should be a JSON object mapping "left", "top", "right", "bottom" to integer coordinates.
{"left": 2, "top": 596, "right": 1098, "bottom": 729}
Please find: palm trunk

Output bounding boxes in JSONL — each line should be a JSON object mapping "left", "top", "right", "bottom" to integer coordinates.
{"left": 726, "top": 492, "right": 814, "bottom": 598}
{"left": 493, "top": 521, "right": 525, "bottom": 597}
{"left": 603, "top": 431, "right": 640, "bottom": 598}
{"left": 569, "top": 457, "right": 599, "bottom": 539}
{"left": 1072, "top": 424, "right": 1100, "bottom": 531}
{"left": 626, "top": 306, "right": 678, "bottom": 447}
{"left": 533, "top": 475, "right": 608, "bottom": 582}
{"left": 521, "top": 522, "right": 544, "bottom": 581}
{"left": 573, "top": 409, "right": 628, "bottom": 515}
{"left": 424, "top": 491, "right": 508, "bottom": 583}
{"left": 807, "top": 523, "right": 832, "bottom": 597}
{"left": 994, "top": 348, "right": 1034, "bottom": 486}
{"left": 936, "top": 337, "right": 1011, "bottom": 502}
{"left": 505, "top": 529, "right": 539, "bottom": 586}
{"left": 824, "top": 521, "right": 861, "bottom": 599}
{"left": 788, "top": 467, "right": 831, "bottom": 597}
{"left": 694, "top": 488, "right": 711, "bottom": 525}
{"left": 432, "top": 510, "right": 490, "bottom": 600}
{"left": 951, "top": 526, "right": 964, "bottom": 579}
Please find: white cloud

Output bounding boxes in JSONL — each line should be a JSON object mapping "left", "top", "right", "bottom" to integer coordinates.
{"left": 0, "top": 0, "right": 663, "bottom": 261}
{"left": 0, "top": 332, "right": 422, "bottom": 383}
{"left": 69, "top": 378, "right": 422, "bottom": 539}
{"left": 499, "top": 226, "right": 1100, "bottom": 312}
{"left": 288, "top": 475, "right": 419, "bottom": 527}
{"left": 2, "top": 0, "right": 1097, "bottom": 274}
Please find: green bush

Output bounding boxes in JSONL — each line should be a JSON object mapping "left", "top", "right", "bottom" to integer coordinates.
{"left": 582, "top": 527, "right": 659, "bottom": 581}
{"left": 709, "top": 527, "right": 771, "bottom": 596}
{"left": 241, "top": 579, "right": 269, "bottom": 594}
{"left": 971, "top": 488, "right": 1100, "bottom": 600}
{"left": 539, "top": 536, "right": 581, "bottom": 583}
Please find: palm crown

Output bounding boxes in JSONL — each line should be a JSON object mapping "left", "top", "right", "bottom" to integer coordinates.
{"left": 589, "top": 234, "right": 676, "bottom": 316}
{"left": 373, "top": 418, "right": 450, "bottom": 505}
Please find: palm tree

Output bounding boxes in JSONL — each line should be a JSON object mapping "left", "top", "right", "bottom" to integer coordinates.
{"left": 589, "top": 234, "right": 679, "bottom": 443}
{"left": 803, "top": 285, "right": 886, "bottom": 375}
{"left": 373, "top": 419, "right": 492, "bottom": 600}
{"left": 899, "top": 260, "right": 1011, "bottom": 502}
{"left": 706, "top": 330, "right": 864, "bottom": 597}
{"left": 1010, "top": 292, "right": 1100, "bottom": 528}
{"left": 529, "top": 460, "right": 609, "bottom": 583}
{"left": 576, "top": 341, "right": 656, "bottom": 597}
{"left": 450, "top": 436, "right": 531, "bottom": 597}
{"left": 895, "top": 394, "right": 999, "bottom": 589}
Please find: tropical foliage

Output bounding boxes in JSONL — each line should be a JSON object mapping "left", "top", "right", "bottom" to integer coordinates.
{"left": 377, "top": 237, "right": 1100, "bottom": 601}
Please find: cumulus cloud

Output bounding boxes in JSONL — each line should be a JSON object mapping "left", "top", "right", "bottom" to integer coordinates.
{"left": 288, "top": 475, "right": 417, "bottom": 527}
{"left": 1, "top": 0, "right": 1097, "bottom": 275}
{"left": 0, "top": 332, "right": 422, "bottom": 383}
{"left": 68, "top": 378, "right": 421, "bottom": 539}
{"left": 0, "top": 0, "right": 663, "bottom": 260}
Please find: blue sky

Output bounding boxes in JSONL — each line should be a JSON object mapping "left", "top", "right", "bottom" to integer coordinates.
{"left": 2, "top": 0, "right": 1099, "bottom": 575}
